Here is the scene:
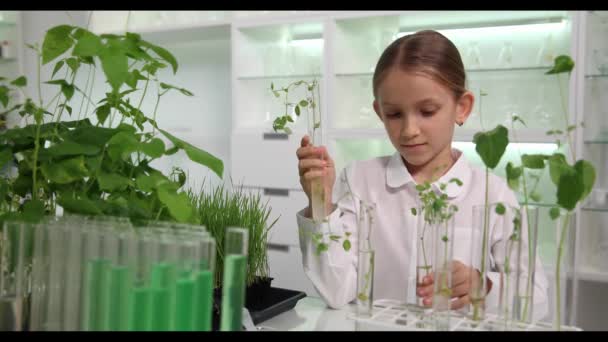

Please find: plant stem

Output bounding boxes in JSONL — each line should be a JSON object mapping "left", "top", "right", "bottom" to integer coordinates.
{"left": 76, "top": 64, "right": 92, "bottom": 120}
{"left": 32, "top": 123, "right": 41, "bottom": 201}
{"left": 555, "top": 211, "right": 571, "bottom": 331}
{"left": 474, "top": 168, "right": 490, "bottom": 321}
{"left": 83, "top": 67, "right": 96, "bottom": 121}
{"left": 556, "top": 74, "right": 575, "bottom": 162}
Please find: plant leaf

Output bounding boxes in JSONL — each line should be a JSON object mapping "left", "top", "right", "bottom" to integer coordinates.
{"left": 521, "top": 154, "right": 546, "bottom": 169}
{"left": 42, "top": 25, "right": 75, "bottom": 65}
{"left": 0, "top": 85, "right": 9, "bottom": 107}
{"left": 0, "top": 147, "right": 12, "bottom": 169}
{"left": 61, "top": 82, "right": 75, "bottom": 101}
{"left": 546, "top": 55, "right": 575, "bottom": 75}
{"left": 140, "top": 138, "right": 165, "bottom": 159}
{"left": 342, "top": 239, "right": 351, "bottom": 251}
{"left": 65, "top": 57, "right": 80, "bottom": 74}
{"left": 157, "top": 189, "right": 193, "bottom": 222}
{"left": 158, "top": 129, "right": 223, "bottom": 179}
{"left": 549, "top": 207, "right": 561, "bottom": 220}
{"left": 495, "top": 203, "right": 506, "bottom": 215}
{"left": 574, "top": 160, "right": 596, "bottom": 202}
{"left": 57, "top": 194, "right": 102, "bottom": 215}
{"left": 556, "top": 166, "right": 583, "bottom": 211}
{"left": 107, "top": 131, "right": 140, "bottom": 161}
{"left": 40, "top": 156, "right": 89, "bottom": 184}
{"left": 72, "top": 29, "right": 102, "bottom": 57}
{"left": 97, "top": 171, "right": 132, "bottom": 192}
{"left": 548, "top": 153, "right": 569, "bottom": 187}
{"left": 505, "top": 162, "right": 522, "bottom": 191}
{"left": 46, "top": 139, "right": 100, "bottom": 157}
{"left": 159, "top": 82, "right": 193, "bottom": 96}
{"left": 95, "top": 104, "right": 111, "bottom": 125}
{"left": 99, "top": 41, "right": 128, "bottom": 91}
{"left": 473, "top": 124, "right": 509, "bottom": 169}
{"left": 22, "top": 199, "right": 46, "bottom": 222}
{"left": 10, "top": 76, "right": 27, "bottom": 87}
{"left": 140, "top": 40, "right": 178, "bottom": 74}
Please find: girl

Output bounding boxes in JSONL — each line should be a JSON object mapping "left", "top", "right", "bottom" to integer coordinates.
{"left": 295, "top": 30, "right": 548, "bottom": 320}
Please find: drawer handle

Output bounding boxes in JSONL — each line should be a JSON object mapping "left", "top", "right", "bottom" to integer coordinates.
{"left": 263, "top": 132, "right": 289, "bottom": 140}
{"left": 267, "top": 243, "right": 290, "bottom": 252}
{"left": 264, "top": 188, "right": 289, "bottom": 197}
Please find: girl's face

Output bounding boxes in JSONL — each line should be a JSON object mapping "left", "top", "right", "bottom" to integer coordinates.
{"left": 373, "top": 68, "right": 473, "bottom": 170}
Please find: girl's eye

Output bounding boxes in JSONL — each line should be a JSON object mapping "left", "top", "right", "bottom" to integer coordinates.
{"left": 421, "top": 109, "right": 436, "bottom": 117}
{"left": 386, "top": 112, "right": 401, "bottom": 119}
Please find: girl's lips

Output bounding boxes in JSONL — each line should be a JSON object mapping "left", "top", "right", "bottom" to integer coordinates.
{"left": 403, "top": 143, "right": 427, "bottom": 148}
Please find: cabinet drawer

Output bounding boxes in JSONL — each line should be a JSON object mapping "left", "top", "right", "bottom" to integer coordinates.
{"left": 231, "top": 132, "right": 302, "bottom": 189}
{"left": 242, "top": 187, "right": 308, "bottom": 246}
{"left": 267, "top": 245, "right": 319, "bottom": 298}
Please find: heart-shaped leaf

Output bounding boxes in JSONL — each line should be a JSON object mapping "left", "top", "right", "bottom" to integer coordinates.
{"left": 473, "top": 125, "right": 509, "bottom": 169}
{"left": 42, "top": 25, "right": 75, "bottom": 65}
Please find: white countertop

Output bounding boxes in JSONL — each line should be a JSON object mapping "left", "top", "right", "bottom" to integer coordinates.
{"left": 256, "top": 296, "right": 360, "bottom": 331}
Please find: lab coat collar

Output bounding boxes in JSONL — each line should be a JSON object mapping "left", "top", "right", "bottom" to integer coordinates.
{"left": 385, "top": 149, "right": 471, "bottom": 199}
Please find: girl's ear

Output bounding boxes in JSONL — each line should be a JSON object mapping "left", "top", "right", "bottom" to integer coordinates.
{"left": 455, "top": 91, "right": 474, "bottom": 126}
{"left": 373, "top": 99, "right": 382, "bottom": 119}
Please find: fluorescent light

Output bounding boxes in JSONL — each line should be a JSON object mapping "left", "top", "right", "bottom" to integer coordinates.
{"left": 395, "top": 18, "right": 567, "bottom": 40}
{"left": 289, "top": 38, "right": 323, "bottom": 47}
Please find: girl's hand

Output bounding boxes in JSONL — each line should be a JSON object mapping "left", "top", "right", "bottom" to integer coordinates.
{"left": 416, "top": 260, "right": 492, "bottom": 309}
{"left": 296, "top": 135, "right": 336, "bottom": 217}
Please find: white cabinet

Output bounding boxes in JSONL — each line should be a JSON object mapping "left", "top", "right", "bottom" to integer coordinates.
{"left": 268, "top": 245, "right": 320, "bottom": 297}
{"left": 231, "top": 133, "right": 303, "bottom": 190}
{"left": 570, "top": 11, "right": 608, "bottom": 331}
{"left": 240, "top": 186, "right": 308, "bottom": 246}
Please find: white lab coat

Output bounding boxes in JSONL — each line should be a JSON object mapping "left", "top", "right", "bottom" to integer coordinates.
{"left": 296, "top": 149, "right": 549, "bottom": 321}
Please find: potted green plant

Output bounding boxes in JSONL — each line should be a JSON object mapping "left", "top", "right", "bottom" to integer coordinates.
{"left": 471, "top": 123, "right": 509, "bottom": 321}
{"left": 0, "top": 23, "right": 223, "bottom": 226}
{"left": 542, "top": 55, "right": 595, "bottom": 330}
{"left": 185, "top": 181, "right": 295, "bottom": 328}
{"left": 0, "top": 19, "right": 228, "bottom": 331}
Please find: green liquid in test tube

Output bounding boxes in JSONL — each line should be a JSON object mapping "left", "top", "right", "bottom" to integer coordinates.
{"left": 82, "top": 259, "right": 110, "bottom": 331}
{"left": 128, "top": 286, "right": 150, "bottom": 331}
{"left": 220, "top": 255, "right": 247, "bottom": 331}
{"left": 106, "top": 266, "right": 131, "bottom": 331}
{"left": 175, "top": 276, "right": 195, "bottom": 331}
{"left": 219, "top": 227, "right": 248, "bottom": 332}
{"left": 149, "top": 287, "right": 170, "bottom": 331}
{"left": 193, "top": 270, "right": 213, "bottom": 331}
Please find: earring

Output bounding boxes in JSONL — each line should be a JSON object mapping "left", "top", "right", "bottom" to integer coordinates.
{"left": 456, "top": 121, "right": 463, "bottom": 127}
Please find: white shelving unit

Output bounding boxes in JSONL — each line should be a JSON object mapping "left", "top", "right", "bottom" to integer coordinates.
{"left": 0, "top": 11, "right": 23, "bottom": 130}
{"left": 83, "top": 11, "right": 605, "bottom": 329}
{"left": 570, "top": 10, "right": 608, "bottom": 331}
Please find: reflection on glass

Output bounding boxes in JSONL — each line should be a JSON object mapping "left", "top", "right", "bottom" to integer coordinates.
{"left": 532, "top": 83, "right": 552, "bottom": 128}
{"left": 536, "top": 34, "right": 555, "bottom": 67}
{"left": 499, "top": 85, "right": 520, "bottom": 128}
{"left": 465, "top": 41, "right": 482, "bottom": 69}
{"left": 592, "top": 49, "right": 608, "bottom": 75}
{"left": 497, "top": 41, "right": 513, "bottom": 69}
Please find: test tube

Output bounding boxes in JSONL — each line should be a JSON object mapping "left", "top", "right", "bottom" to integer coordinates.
{"left": 105, "top": 229, "right": 135, "bottom": 331}
{"left": 194, "top": 236, "right": 216, "bottom": 331}
{"left": 1, "top": 221, "right": 36, "bottom": 331}
{"left": 219, "top": 227, "right": 249, "bottom": 331}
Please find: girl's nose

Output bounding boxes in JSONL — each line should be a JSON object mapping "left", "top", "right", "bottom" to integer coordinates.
{"left": 400, "top": 115, "right": 421, "bottom": 139}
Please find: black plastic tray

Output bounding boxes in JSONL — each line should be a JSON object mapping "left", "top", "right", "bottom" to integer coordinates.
{"left": 248, "top": 287, "right": 307, "bottom": 325}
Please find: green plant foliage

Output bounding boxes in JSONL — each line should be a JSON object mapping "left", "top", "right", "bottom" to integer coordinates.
{"left": 188, "top": 182, "right": 279, "bottom": 287}
{"left": 0, "top": 24, "right": 224, "bottom": 225}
